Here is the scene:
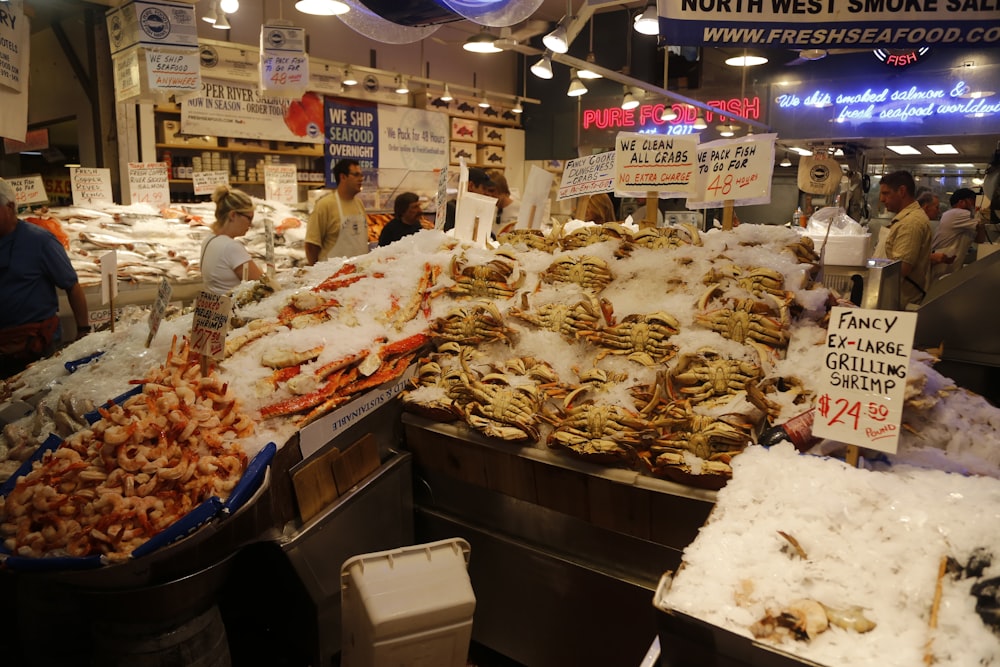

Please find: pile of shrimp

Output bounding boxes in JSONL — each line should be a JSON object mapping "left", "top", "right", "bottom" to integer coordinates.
{"left": 0, "top": 337, "right": 251, "bottom": 562}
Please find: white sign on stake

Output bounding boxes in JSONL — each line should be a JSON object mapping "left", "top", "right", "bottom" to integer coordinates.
{"left": 557, "top": 151, "right": 615, "bottom": 201}
{"left": 71, "top": 167, "right": 114, "bottom": 206}
{"left": 147, "top": 277, "right": 173, "bottom": 346}
{"left": 434, "top": 167, "right": 448, "bottom": 230}
{"left": 100, "top": 251, "right": 118, "bottom": 304}
{"left": 192, "top": 170, "right": 229, "bottom": 195}
{"left": 191, "top": 291, "right": 232, "bottom": 360}
{"left": 518, "top": 165, "right": 554, "bottom": 231}
{"left": 264, "top": 164, "right": 297, "bottom": 204}
{"left": 9, "top": 175, "right": 48, "bottom": 206}
{"left": 613, "top": 131, "right": 699, "bottom": 197}
{"left": 689, "top": 134, "right": 777, "bottom": 209}
{"left": 813, "top": 307, "right": 918, "bottom": 454}
{"left": 127, "top": 162, "right": 171, "bottom": 207}
{"left": 454, "top": 191, "right": 496, "bottom": 248}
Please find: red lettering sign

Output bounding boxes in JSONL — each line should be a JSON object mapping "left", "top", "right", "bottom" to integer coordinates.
{"left": 582, "top": 96, "right": 762, "bottom": 130}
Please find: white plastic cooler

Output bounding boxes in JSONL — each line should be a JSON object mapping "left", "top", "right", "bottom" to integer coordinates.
{"left": 340, "top": 538, "right": 476, "bottom": 667}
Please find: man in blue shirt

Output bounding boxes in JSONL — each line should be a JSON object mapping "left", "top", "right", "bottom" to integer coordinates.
{"left": 0, "top": 178, "right": 90, "bottom": 378}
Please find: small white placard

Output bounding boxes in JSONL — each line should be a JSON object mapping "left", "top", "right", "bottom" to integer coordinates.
{"left": 100, "top": 251, "right": 118, "bottom": 305}
{"left": 613, "top": 131, "right": 699, "bottom": 197}
{"left": 9, "top": 174, "right": 48, "bottom": 205}
{"left": 813, "top": 307, "right": 918, "bottom": 454}
{"left": 71, "top": 167, "right": 114, "bottom": 206}
{"left": 454, "top": 191, "right": 496, "bottom": 247}
{"left": 147, "top": 277, "right": 173, "bottom": 344}
{"left": 557, "top": 151, "right": 615, "bottom": 201}
{"left": 191, "top": 291, "right": 232, "bottom": 360}
{"left": 689, "top": 134, "right": 776, "bottom": 209}
{"left": 192, "top": 170, "right": 230, "bottom": 195}
{"left": 264, "top": 164, "right": 297, "bottom": 204}
{"left": 127, "top": 161, "right": 171, "bottom": 207}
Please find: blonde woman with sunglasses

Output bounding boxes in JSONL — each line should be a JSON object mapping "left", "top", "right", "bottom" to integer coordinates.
{"left": 200, "top": 185, "right": 263, "bottom": 295}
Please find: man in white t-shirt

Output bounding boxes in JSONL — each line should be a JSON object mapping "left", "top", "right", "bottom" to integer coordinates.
{"left": 930, "top": 187, "right": 986, "bottom": 279}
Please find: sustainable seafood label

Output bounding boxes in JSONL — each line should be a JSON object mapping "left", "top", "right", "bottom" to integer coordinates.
{"left": 557, "top": 151, "right": 615, "bottom": 201}
{"left": 613, "top": 131, "right": 699, "bottom": 197}
{"left": 813, "top": 307, "right": 917, "bottom": 454}
{"left": 264, "top": 164, "right": 297, "bottom": 204}
{"left": 191, "top": 291, "right": 231, "bottom": 360}
{"left": 8, "top": 174, "right": 47, "bottom": 205}
{"left": 689, "top": 134, "right": 776, "bottom": 208}
{"left": 192, "top": 170, "right": 229, "bottom": 195}
{"left": 127, "top": 162, "right": 170, "bottom": 207}
{"left": 70, "top": 167, "right": 114, "bottom": 206}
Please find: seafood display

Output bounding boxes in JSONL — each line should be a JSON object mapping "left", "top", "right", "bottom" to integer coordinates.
{"left": 0, "top": 338, "right": 251, "bottom": 561}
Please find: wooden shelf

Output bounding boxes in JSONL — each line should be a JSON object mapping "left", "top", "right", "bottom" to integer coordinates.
{"left": 167, "top": 179, "right": 323, "bottom": 185}
{"left": 156, "top": 143, "right": 322, "bottom": 158}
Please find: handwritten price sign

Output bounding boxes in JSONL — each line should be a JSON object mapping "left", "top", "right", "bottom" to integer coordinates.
{"left": 613, "top": 132, "right": 698, "bottom": 197}
{"left": 127, "top": 162, "right": 171, "bottom": 207}
{"left": 264, "top": 165, "right": 297, "bottom": 204}
{"left": 557, "top": 151, "right": 615, "bottom": 201}
{"left": 9, "top": 175, "right": 48, "bottom": 205}
{"left": 190, "top": 291, "right": 232, "bottom": 360}
{"left": 813, "top": 307, "right": 917, "bottom": 453}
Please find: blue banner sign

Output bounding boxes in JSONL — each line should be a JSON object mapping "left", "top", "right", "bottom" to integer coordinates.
{"left": 324, "top": 97, "right": 378, "bottom": 186}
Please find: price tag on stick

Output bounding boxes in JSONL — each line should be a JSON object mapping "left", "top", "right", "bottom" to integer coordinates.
{"left": 813, "top": 307, "right": 917, "bottom": 456}
{"left": 146, "top": 278, "right": 173, "bottom": 348}
{"left": 191, "top": 291, "right": 232, "bottom": 364}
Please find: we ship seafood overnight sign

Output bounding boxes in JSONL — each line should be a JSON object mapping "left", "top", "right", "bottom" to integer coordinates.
{"left": 656, "top": 0, "right": 999, "bottom": 48}
{"left": 814, "top": 307, "right": 917, "bottom": 453}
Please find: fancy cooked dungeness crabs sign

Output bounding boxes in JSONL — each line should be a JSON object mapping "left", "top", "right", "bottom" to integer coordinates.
{"left": 613, "top": 132, "right": 699, "bottom": 197}
{"left": 814, "top": 307, "right": 917, "bottom": 453}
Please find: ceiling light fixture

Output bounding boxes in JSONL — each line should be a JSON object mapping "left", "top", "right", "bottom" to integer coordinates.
{"left": 887, "top": 145, "right": 921, "bottom": 155}
{"left": 718, "top": 124, "right": 735, "bottom": 137}
{"left": 542, "top": 19, "right": 570, "bottom": 54}
{"left": 511, "top": 98, "right": 523, "bottom": 114}
{"left": 725, "top": 53, "right": 768, "bottom": 67}
{"left": 780, "top": 155, "right": 792, "bottom": 167}
{"left": 440, "top": 85, "right": 453, "bottom": 102}
{"left": 342, "top": 68, "right": 357, "bottom": 86}
{"left": 219, "top": 0, "right": 239, "bottom": 13}
{"left": 973, "top": 171, "right": 984, "bottom": 186}
{"left": 789, "top": 146, "right": 813, "bottom": 156}
{"left": 394, "top": 76, "right": 409, "bottom": 95}
{"left": 567, "top": 70, "right": 588, "bottom": 97}
{"left": 463, "top": 30, "right": 502, "bottom": 54}
{"left": 530, "top": 53, "right": 554, "bottom": 79}
{"left": 621, "top": 87, "right": 639, "bottom": 110}
{"left": 212, "top": 10, "right": 230, "bottom": 28}
{"left": 294, "top": 0, "right": 349, "bottom": 16}
{"left": 201, "top": 0, "right": 217, "bottom": 23}
{"left": 633, "top": 4, "right": 659, "bottom": 35}
{"left": 659, "top": 104, "right": 678, "bottom": 122}
{"left": 693, "top": 113, "right": 708, "bottom": 130}
{"left": 927, "top": 144, "right": 959, "bottom": 154}
{"left": 578, "top": 20, "right": 602, "bottom": 79}
{"left": 478, "top": 91, "right": 491, "bottom": 108}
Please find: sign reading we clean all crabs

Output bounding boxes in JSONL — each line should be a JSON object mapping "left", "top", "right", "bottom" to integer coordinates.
{"left": 655, "top": 0, "right": 1000, "bottom": 49}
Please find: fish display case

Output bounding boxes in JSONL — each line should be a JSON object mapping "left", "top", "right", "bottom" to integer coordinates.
{"left": 402, "top": 413, "right": 716, "bottom": 667}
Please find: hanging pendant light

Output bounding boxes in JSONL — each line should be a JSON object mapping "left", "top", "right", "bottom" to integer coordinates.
{"left": 780, "top": 152, "right": 792, "bottom": 167}
{"left": 201, "top": 0, "right": 217, "bottom": 24}
{"left": 463, "top": 30, "right": 502, "bottom": 54}
{"left": 718, "top": 124, "right": 735, "bottom": 137}
{"left": 511, "top": 98, "right": 524, "bottom": 114}
{"left": 633, "top": 4, "right": 659, "bottom": 35}
{"left": 659, "top": 104, "right": 678, "bottom": 122}
{"left": 394, "top": 75, "right": 409, "bottom": 95}
{"left": 342, "top": 68, "right": 358, "bottom": 86}
{"left": 621, "top": 87, "right": 639, "bottom": 110}
{"left": 543, "top": 18, "right": 570, "bottom": 54}
{"left": 219, "top": 0, "right": 239, "bottom": 13}
{"left": 578, "top": 20, "right": 602, "bottom": 79}
{"left": 567, "top": 70, "right": 587, "bottom": 97}
{"left": 530, "top": 53, "right": 553, "bottom": 79}
{"left": 440, "top": 85, "right": 453, "bottom": 102}
{"left": 294, "top": 0, "right": 349, "bottom": 17}
{"left": 693, "top": 113, "right": 708, "bottom": 129}
{"left": 478, "top": 91, "right": 491, "bottom": 108}
{"left": 212, "top": 10, "right": 230, "bottom": 29}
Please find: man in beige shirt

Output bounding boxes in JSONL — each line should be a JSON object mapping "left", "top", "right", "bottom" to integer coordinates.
{"left": 306, "top": 159, "right": 368, "bottom": 265}
{"left": 877, "top": 170, "right": 932, "bottom": 307}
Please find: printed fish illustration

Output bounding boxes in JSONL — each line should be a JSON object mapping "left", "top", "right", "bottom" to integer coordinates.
{"left": 501, "top": 110, "right": 518, "bottom": 121}
{"left": 455, "top": 126, "right": 475, "bottom": 137}
{"left": 482, "top": 107, "right": 499, "bottom": 117}
{"left": 431, "top": 97, "right": 451, "bottom": 108}
{"left": 454, "top": 149, "right": 473, "bottom": 159}
{"left": 456, "top": 102, "right": 475, "bottom": 113}
{"left": 487, "top": 153, "right": 503, "bottom": 163}
{"left": 486, "top": 129, "right": 503, "bottom": 141}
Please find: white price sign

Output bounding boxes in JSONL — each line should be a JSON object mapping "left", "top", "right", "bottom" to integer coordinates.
{"left": 192, "top": 170, "right": 230, "bottom": 195}
{"left": 191, "top": 291, "right": 232, "bottom": 360}
{"left": 127, "top": 162, "right": 171, "bottom": 207}
{"left": 71, "top": 167, "right": 114, "bottom": 206}
{"left": 264, "top": 164, "right": 297, "bottom": 204}
{"left": 613, "top": 132, "right": 699, "bottom": 197}
{"left": 9, "top": 174, "right": 48, "bottom": 205}
{"left": 813, "top": 307, "right": 917, "bottom": 454}
{"left": 689, "top": 134, "right": 776, "bottom": 208}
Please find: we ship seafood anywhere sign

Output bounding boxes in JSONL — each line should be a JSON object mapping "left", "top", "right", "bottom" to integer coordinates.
{"left": 814, "top": 307, "right": 917, "bottom": 453}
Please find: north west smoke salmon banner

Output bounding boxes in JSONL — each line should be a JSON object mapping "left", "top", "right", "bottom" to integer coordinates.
{"left": 656, "top": 0, "right": 999, "bottom": 49}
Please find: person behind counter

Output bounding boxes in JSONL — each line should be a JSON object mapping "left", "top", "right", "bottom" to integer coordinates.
{"left": 306, "top": 159, "right": 368, "bottom": 265}
{"left": 876, "top": 170, "right": 932, "bottom": 307}
{"left": 930, "top": 187, "right": 987, "bottom": 279}
{"left": 918, "top": 191, "right": 941, "bottom": 222}
{"left": 444, "top": 167, "right": 495, "bottom": 232}
{"left": 200, "top": 185, "right": 263, "bottom": 296}
{"left": 486, "top": 169, "right": 519, "bottom": 236}
{"left": 582, "top": 193, "right": 616, "bottom": 224}
{"left": 0, "top": 178, "right": 90, "bottom": 379}
{"left": 378, "top": 192, "right": 424, "bottom": 247}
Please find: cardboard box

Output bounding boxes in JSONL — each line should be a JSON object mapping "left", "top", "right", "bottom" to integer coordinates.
{"left": 160, "top": 120, "right": 218, "bottom": 147}
{"left": 450, "top": 117, "right": 478, "bottom": 142}
{"left": 806, "top": 232, "right": 871, "bottom": 266}
{"left": 450, "top": 141, "right": 476, "bottom": 164}
{"left": 477, "top": 146, "right": 505, "bottom": 168}
{"left": 477, "top": 104, "right": 503, "bottom": 122}
{"left": 479, "top": 125, "right": 505, "bottom": 144}
{"left": 451, "top": 98, "right": 480, "bottom": 119}
{"left": 106, "top": 0, "right": 198, "bottom": 54}
{"left": 422, "top": 93, "right": 454, "bottom": 114}
{"left": 498, "top": 106, "right": 522, "bottom": 126}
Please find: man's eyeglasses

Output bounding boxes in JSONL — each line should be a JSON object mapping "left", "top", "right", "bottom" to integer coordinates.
{"left": 348, "top": 171, "right": 364, "bottom": 178}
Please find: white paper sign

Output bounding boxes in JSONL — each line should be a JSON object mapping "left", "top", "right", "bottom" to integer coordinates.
{"left": 263, "top": 217, "right": 275, "bottom": 269}
{"left": 100, "top": 251, "right": 118, "bottom": 305}
{"left": 259, "top": 24, "right": 308, "bottom": 98}
{"left": 71, "top": 167, "right": 114, "bottom": 205}
{"left": 812, "top": 307, "right": 918, "bottom": 454}
{"left": 147, "top": 277, "right": 173, "bottom": 345}
{"left": 613, "top": 131, "right": 699, "bottom": 197}
{"left": 191, "top": 291, "right": 232, "bottom": 360}
{"left": 144, "top": 46, "right": 200, "bottom": 94}
{"left": 557, "top": 151, "right": 615, "bottom": 201}
{"left": 689, "top": 134, "right": 776, "bottom": 208}
{"left": 518, "top": 165, "right": 554, "bottom": 230}
{"left": 264, "top": 164, "right": 297, "bottom": 204}
{"left": 192, "top": 170, "right": 229, "bottom": 195}
{"left": 0, "top": 0, "right": 26, "bottom": 93}
{"left": 377, "top": 105, "right": 449, "bottom": 171}
{"left": 127, "top": 161, "right": 171, "bottom": 207}
{"left": 112, "top": 48, "right": 143, "bottom": 102}
{"left": 9, "top": 175, "right": 47, "bottom": 205}
{"left": 454, "top": 191, "right": 496, "bottom": 247}
{"left": 198, "top": 42, "right": 258, "bottom": 84}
